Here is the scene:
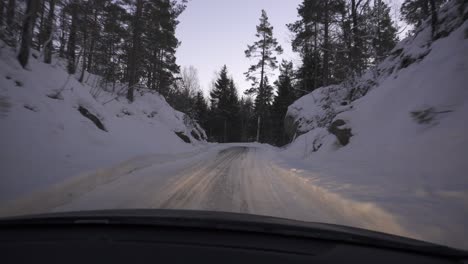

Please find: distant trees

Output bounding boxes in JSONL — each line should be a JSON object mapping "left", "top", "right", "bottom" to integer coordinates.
{"left": 244, "top": 10, "right": 283, "bottom": 142}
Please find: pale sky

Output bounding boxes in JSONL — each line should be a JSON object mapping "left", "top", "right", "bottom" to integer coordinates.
{"left": 176, "top": 0, "right": 404, "bottom": 96}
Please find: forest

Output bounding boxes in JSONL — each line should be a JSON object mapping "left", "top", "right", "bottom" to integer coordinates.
{"left": 0, "top": 0, "right": 445, "bottom": 145}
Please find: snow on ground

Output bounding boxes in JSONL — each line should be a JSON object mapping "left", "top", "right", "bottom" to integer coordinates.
{"left": 0, "top": 43, "right": 206, "bottom": 201}
{"left": 283, "top": 1, "right": 468, "bottom": 249}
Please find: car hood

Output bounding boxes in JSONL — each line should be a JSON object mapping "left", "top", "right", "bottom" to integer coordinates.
{"left": 1, "top": 209, "right": 467, "bottom": 259}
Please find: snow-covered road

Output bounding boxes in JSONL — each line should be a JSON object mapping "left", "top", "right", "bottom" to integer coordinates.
{"left": 0, "top": 145, "right": 409, "bottom": 234}
{"left": 0, "top": 144, "right": 466, "bottom": 249}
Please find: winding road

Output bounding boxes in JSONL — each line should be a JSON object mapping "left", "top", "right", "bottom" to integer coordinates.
{"left": 0, "top": 145, "right": 410, "bottom": 241}
{"left": 4, "top": 145, "right": 468, "bottom": 248}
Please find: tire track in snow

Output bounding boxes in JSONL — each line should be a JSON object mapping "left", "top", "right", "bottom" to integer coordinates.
{"left": 153, "top": 146, "right": 415, "bottom": 240}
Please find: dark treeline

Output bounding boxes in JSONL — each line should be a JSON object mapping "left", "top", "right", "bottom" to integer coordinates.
{"left": 1, "top": 0, "right": 446, "bottom": 146}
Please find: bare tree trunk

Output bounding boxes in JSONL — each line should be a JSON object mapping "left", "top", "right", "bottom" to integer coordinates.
{"left": 44, "top": 0, "right": 55, "bottom": 64}
{"left": 17, "top": 0, "right": 39, "bottom": 68}
{"left": 67, "top": 1, "right": 77, "bottom": 74}
{"left": 127, "top": 0, "right": 143, "bottom": 102}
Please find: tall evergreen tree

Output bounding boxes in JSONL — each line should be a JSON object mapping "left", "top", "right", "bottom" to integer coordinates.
{"left": 210, "top": 65, "right": 232, "bottom": 142}
{"left": 227, "top": 78, "right": 241, "bottom": 142}
{"left": 244, "top": 9, "right": 283, "bottom": 142}
{"left": 272, "top": 60, "right": 296, "bottom": 146}
{"left": 372, "top": 0, "right": 398, "bottom": 62}
{"left": 194, "top": 91, "right": 209, "bottom": 130}
{"left": 209, "top": 66, "right": 242, "bottom": 142}
{"left": 17, "top": 0, "right": 39, "bottom": 68}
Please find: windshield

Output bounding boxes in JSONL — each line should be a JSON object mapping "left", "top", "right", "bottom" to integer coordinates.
{"left": 1, "top": 0, "right": 467, "bottom": 251}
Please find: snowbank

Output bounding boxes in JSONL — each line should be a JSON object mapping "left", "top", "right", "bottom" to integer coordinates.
{"left": 0, "top": 43, "right": 206, "bottom": 201}
{"left": 283, "top": 1, "right": 468, "bottom": 248}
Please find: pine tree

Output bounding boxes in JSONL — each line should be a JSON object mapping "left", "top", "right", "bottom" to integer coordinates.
{"left": 209, "top": 65, "right": 231, "bottom": 142}
{"left": 208, "top": 66, "right": 242, "bottom": 142}
{"left": 244, "top": 9, "right": 283, "bottom": 142}
{"left": 372, "top": 0, "right": 398, "bottom": 62}
{"left": 272, "top": 60, "right": 296, "bottom": 146}
{"left": 17, "top": 0, "right": 39, "bottom": 68}
{"left": 226, "top": 78, "right": 241, "bottom": 142}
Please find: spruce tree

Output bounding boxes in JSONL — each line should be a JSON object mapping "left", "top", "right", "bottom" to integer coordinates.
{"left": 272, "top": 60, "right": 296, "bottom": 146}
{"left": 210, "top": 65, "right": 232, "bottom": 142}
{"left": 194, "top": 91, "right": 209, "bottom": 130}
{"left": 227, "top": 78, "right": 241, "bottom": 142}
{"left": 244, "top": 9, "right": 283, "bottom": 142}
{"left": 372, "top": 0, "right": 398, "bottom": 62}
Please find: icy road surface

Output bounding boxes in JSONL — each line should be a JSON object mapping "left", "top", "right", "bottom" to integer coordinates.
{"left": 0, "top": 145, "right": 466, "bottom": 249}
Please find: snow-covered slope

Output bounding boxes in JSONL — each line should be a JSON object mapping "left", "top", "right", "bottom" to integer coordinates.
{"left": 0, "top": 43, "right": 206, "bottom": 201}
{"left": 283, "top": 1, "right": 468, "bottom": 248}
